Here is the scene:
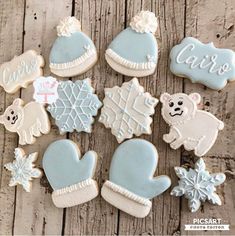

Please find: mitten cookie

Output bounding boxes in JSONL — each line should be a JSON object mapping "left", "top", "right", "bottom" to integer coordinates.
{"left": 0, "top": 50, "right": 44, "bottom": 93}
{"left": 0, "top": 98, "right": 50, "bottom": 145}
{"left": 49, "top": 16, "right": 98, "bottom": 77}
{"left": 171, "top": 158, "right": 226, "bottom": 212}
{"left": 4, "top": 148, "right": 42, "bottom": 192}
{"left": 170, "top": 37, "right": 235, "bottom": 90}
{"left": 43, "top": 139, "right": 98, "bottom": 208}
{"left": 160, "top": 92, "right": 224, "bottom": 156}
{"left": 101, "top": 139, "right": 171, "bottom": 218}
{"left": 105, "top": 11, "right": 158, "bottom": 77}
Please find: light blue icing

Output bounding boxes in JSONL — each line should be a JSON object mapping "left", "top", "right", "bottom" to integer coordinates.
{"left": 42, "top": 139, "right": 97, "bottom": 190}
{"left": 49, "top": 32, "right": 96, "bottom": 64}
{"left": 170, "top": 37, "right": 235, "bottom": 90}
{"left": 108, "top": 27, "right": 158, "bottom": 63}
{"left": 109, "top": 139, "right": 171, "bottom": 199}
{"left": 47, "top": 79, "right": 102, "bottom": 134}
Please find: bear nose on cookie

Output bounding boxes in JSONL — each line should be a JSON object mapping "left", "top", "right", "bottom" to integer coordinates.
{"left": 174, "top": 107, "right": 180, "bottom": 112}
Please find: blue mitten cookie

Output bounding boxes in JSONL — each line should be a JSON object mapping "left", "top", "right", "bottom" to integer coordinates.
{"left": 105, "top": 11, "right": 158, "bottom": 77}
{"left": 101, "top": 139, "right": 171, "bottom": 218}
{"left": 49, "top": 16, "right": 98, "bottom": 77}
{"left": 43, "top": 139, "right": 98, "bottom": 208}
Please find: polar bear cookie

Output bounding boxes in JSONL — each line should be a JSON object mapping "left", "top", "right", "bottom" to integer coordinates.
{"left": 0, "top": 98, "right": 50, "bottom": 145}
{"left": 170, "top": 37, "right": 235, "bottom": 90}
{"left": 43, "top": 139, "right": 98, "bottom": 208}
{"left": 0, "top": 50, "right": 44, "bottom": 93}
{"left": 105, "top": 11, "right": 158, "bottom": 77}
{"left": 160, "top": 92, "right": 224, "bottom": 156}
{"left": 49, "top": 16, "right": 98, "bottom": 77}
{"left": 4, "top": 148, "right": 42, "bottom": 192}
{"left": 101, "top": 139, "right": 171, "bottom": 218}
{"left": 171, "top": 158, "right": 226, "bottom": 212}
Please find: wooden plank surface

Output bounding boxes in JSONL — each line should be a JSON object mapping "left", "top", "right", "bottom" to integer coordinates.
{"left": 0, "top": 0, "right": 234, "bottom": 235}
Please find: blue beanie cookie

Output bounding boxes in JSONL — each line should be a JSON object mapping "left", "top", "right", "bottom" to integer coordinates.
{"left": 49, "top": 17, "right": 98, "bottom": 77}
{"left": 105, "top": 11, "right": 158, "bottom": 77}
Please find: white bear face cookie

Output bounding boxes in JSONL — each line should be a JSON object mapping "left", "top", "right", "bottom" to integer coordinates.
{"left": 160, "top": 93, "right": 224, "bottom": 156}
{"left": 0, "top": 98, "right": 50, "bottom": 145}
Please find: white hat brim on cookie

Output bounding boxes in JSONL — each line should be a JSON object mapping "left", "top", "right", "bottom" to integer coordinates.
{"left": 101, "top": 180, "right": 152, "bottom": 218}
{"left": 105, "top": 48, "right": 156, "bottom": 77}
{"left": 50, "top": 48, "right": 98, "bottom": 77}
{"left": 52, "top": 178, "right": 98, "bottom": 208}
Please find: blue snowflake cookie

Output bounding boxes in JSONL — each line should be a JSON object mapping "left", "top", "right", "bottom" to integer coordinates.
{"left": 47, "top": 78, "right": 102, "bottom": 134}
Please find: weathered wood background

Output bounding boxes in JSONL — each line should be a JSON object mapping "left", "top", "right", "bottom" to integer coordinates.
{"left": 0, "top": 0, "right": 234, "bottom": 235}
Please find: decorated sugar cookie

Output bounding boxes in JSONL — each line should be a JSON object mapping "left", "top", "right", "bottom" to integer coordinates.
{"left": 105, "top": 11, "right": 158, "bottom": 77}
{"left": 101, "top": 139, "right": 171, "bottom": 218}
{"left": 171, "top": 158, "right": 226, "bottom": 212}
{"left": 160, "top": 93, "right": 224, "bottom": 156}
{"left": 0, "top": 50, "right": 44, "bottom": 93}
{"left": 4, "top": 148, "right": 42, "bottom": 192}
{"left": 170, "top": 37, "right": 235, "bottom": 90}
{"left": 33, "top": 76, "right": 59, "bottom": 104}
{"left": 49, "top": 16, "right": 98, "bottom": 77}
{"left": 99, "top": 78, "right": 158, "bottom": 143}
{"left": 47, "top": 79, "right": 102, "bottom": 134}
{"left": 0, "top": 98, "right": 50, "bottom": 145}
{"left": 43, "top": 139, "right": 98, "bottom": 208}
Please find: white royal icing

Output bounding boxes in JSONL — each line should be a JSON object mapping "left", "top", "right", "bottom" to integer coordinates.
{"left": 171, "top": 158, "right": 226, "bottom": 212}
{"left": 50, "top": 46, "right": 96, "bottom": 69}
{"left": 57, "top": 16, "right": 81, "bottom": 37}
{"left": 105, "top": 181, "right": 151, "bottom": 206}
{"left": 4, "top": 148, "right": 42, "bottom": 192}
{"left": 53, "top": 178, "right": 94, "bottom": 196}
{"left": 105, "top": 48, "right": 156, "bottom": 70}
{"left": 130, "top": 11, "right": 158, "bottom": 34}
{"left": 99, "top": 78, "right": 158, "bottom": 143}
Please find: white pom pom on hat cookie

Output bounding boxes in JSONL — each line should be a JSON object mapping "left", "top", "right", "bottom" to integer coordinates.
{"left": 105, "top": 11, "right": 159, "bottom": 77}
{"left": 49, "top": 16, "right": 98, "bottom": 77}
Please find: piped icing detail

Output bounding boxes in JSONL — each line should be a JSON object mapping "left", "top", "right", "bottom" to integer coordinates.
{"left": 50, "top": 45, "right": 96, "bottom": 69}
{"left": 105, "top": 180, "right": 151, "bottom": 206}
{"left": 106, "top": 48, "right": 156, "bottom": 70}
{"left": 130, "top": 11, "right": 158, "bottom": 34}
{"left": 53, "top": 178, "right": 94, "bottom": 195}
{"left": 57, "top": 16, "right": 81, "bottom": 37}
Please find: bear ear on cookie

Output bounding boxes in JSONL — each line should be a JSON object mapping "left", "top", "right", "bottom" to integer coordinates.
{"left": 105, "top": 11, "right": 159, "bottom": 77}
{"left": 189, "top": 92, "right": 201, "bottom": 104}
{"left": 13, "top": 98, "right": 24, "bottom": 106}
{"left": 49, "top": 16, "right": 98, "bottom": 77}
{"left": 160, "top": 93, "right": 171, "bottom": 103}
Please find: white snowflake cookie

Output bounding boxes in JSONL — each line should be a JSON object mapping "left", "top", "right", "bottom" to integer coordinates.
{"left": 4, "top": 148, "right": 42, "bottom": 192}
{"left": 99, "top": 78, "right": 158, "bottom": 143}
{"left": 171, "top": 158, "right": 226, "bottom": 212}
{"left": 47, "top": 78, "right": 102, "bottom": 134}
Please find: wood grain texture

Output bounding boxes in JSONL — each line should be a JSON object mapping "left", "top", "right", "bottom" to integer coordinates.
{"left": 0, "top": 0, "right": 234, "bottom": 235}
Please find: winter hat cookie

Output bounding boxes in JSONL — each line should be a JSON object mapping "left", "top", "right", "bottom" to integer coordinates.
{"left": 0, "top": 98, "right": 50, "bottom": 145}
{"left": 101, "top": 139, "right": 171, "bottom": 218}
{"left": 99, "top": 78, "right": 158, "bottom": 143}
{"left": 4, "top": 148, "right": 42, "bottom": 192}
{"left": 47, "top": 79, "right": 102, "bottom": 134}
{"left": 49, "top": 16, "right": 98, "bottom": 77}
{"left": 160, "top": 92, "right": 224, "bottom": 156}
{"left": 43, "top": 139, "right": 98, "bottom": 208}
{"left": 105, "top": 11, "right": 158, "bottom": 77}
{"left": 171, "top": 158, "right": 226, "bottom": 212}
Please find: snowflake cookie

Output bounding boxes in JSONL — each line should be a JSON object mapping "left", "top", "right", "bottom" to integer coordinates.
{"left": 4, "top": 148, "right": 42, "bottom": 192}
{"left": 171, "top": 158, "right": 226, "bottom": 212}
{"left": 99, "top": 78, "right": 158, "bottom": 143}
{"left": 47, "top": 79, "right": 102, "bottom": 134}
